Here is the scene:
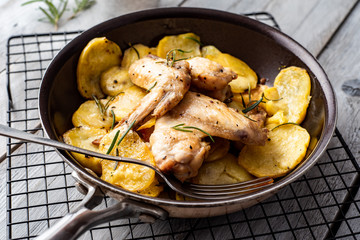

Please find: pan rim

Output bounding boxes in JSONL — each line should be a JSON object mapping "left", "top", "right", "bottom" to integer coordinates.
{"left": 39, "top": 7, "right": 337, "bottom": 209}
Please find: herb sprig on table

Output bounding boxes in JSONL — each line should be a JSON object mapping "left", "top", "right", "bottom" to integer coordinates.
{"left": 22, "top": 0, "right": 96, "bottom": 30}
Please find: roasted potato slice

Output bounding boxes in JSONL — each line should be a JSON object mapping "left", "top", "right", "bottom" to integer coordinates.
{"left": 157, "top": 32, "right": 201, "bottom": 59}
{"left": 72, "top": 99, "right": 114, "bottom": 129}
{"left": 192, "top": 154, "right": 254, "bottom": 185}
{"left": 202, "top": 45, "right": 258, "bottom": 93}
{"left": 77, "top": 37, "right": 122, "bottom": 99}
{"left": 265, "top": 111, "right": 287, "bottom": 128}
{"left": 205, "top": 138, "right": 230, "bottom": 162}
{"left": 100, "top": 126, "right": 155, "bottom": 192}
{"left": 63, "top": 126, "right": 107, "bottom": 174}
{"left": 100, "top": 66, "right": 133, "bottom": 96}
{"left": 137, "top": 178, "right": 163, "bottom": 197}
{"left": 121, "top": 44, "right": 157, "bottom": 69}
{"left": 108, "top": 86, "right": 147, "bottom": 122}
{"left": 265, "top": 66, "right": 311, "bottom": 124}
{"left": 238, "top": 124, "right": 310, "bottom": 178}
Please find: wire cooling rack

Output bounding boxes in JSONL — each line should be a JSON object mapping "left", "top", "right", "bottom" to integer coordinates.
{"left": 6, "top": 12, "right": 360, "bottom": 240}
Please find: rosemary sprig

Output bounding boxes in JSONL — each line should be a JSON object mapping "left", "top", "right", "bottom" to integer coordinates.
{"left": 92, "top": 94, "right": 117, "bottom": 115}
{"left": 116, "top": 120, "right": 136, "bottom": 146}
{"left": 23, "top": 0, "right": 68, "bottom": 30}
{"left": 110, "top": 109, "right": 115, "bottom": 130}
{"left": 22, "top": 0, "right": 95, "bottom": 30}
{"left": 106, "top": 130, "right": 120, "bottom": 154}
{"left": 146, "top": 81, "right": 157, "bottom": 92}
{"left": 242, "top": 94, "right": 264, "bottom": 114}
{"left": 165, "top": 49, "right": 192, "bottom": 67}
{"left": 271, "top": 122, "right": 300, "bottom": 131}
{"left": 248, "top": 85, "right": 252, "bottom": 105}
{"left": 69, "top": 0, "right": 96, "bottom": 20}
{"left": 172, "top": 123, "right": 215, "bottom": 143}
{"left": 128, "top": 43, "right": 140, "bottom": 59}
{"left": 185, "top": 36, "right": 203, "bottom": 46}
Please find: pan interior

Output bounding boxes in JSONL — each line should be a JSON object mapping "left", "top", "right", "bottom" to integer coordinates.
{"left": 40, "top": 13, "right": 330, "bottom": 206}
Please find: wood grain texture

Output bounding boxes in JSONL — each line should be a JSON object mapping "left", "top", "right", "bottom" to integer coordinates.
{"left": 318, "top": 1, "right": 360, "bottom": 161}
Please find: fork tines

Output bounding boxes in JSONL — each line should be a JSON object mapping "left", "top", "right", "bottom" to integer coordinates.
{"left": 183, "top": 177, "right": 274, "bottom": 200}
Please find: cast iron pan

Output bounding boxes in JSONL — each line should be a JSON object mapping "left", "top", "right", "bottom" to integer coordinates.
{"left": 38, "top": 7, "right": 336, "bottom": 239}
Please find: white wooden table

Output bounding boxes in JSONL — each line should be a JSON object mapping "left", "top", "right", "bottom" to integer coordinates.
{"left": 0, "top": 0, "right": 359, "bottom": 239}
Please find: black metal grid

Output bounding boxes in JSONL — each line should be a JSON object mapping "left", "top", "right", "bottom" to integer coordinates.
{"left": 6, "top": 12, "right": 360, "bottom": 240}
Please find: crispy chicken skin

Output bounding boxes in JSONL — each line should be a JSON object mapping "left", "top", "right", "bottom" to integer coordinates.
{"left": 150, "top": 91, "right": 268, "bottom": 181}
{"left": 187, "top": 57, "right": 237, "bottom": 101}
{"left": 125, "top": 55, "right": 191, "bottom": 126}
{"left": 166, "top": 91, "right": 268, "bottom": 144}
{"left": 187, "top": 57, "right": 237, "bottom": 91}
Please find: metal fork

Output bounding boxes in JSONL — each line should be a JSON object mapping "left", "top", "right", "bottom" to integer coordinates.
{"left": 0, "top": 124, "right": 273, "bottom": 200}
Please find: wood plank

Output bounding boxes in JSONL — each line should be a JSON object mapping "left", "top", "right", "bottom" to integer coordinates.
{"left": 317, "top": 1, "right": 360, "bottom": 162}
{"left": 182, "top": 0, "right": 357, "bottom": 56}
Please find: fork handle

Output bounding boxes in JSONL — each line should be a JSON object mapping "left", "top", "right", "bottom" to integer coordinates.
{"left": 0, "top": 124, "right": 157, "bottom": 171}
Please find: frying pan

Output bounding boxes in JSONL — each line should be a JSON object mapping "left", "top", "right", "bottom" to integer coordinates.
{"left": 37, "top": 7, "right": 336, "bottom": 239}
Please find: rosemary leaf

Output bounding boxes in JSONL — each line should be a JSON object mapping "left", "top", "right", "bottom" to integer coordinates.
{"left": 271, "top": 122, "right": 300, "bottom": 131}
{"left": 242, "top": 94, "right": 263, "bottom": 114}
{"left": 239, "top": 92, "right": 246, "bottom": 108}
{"left": 242, "top": 114, "right": 257, "bottom": 122}
{"left": 22, "top": 0, "right": 44, "bottom": 6}
{"left": 92, "top": 95, "right": 104, "bottom": 115}
{"left": 146, "top": 81, "right": 157, "bottom": 92}
{"left": 263, "top": 94, "right": 283, "bottom": 101}
{"left": 183, "top": 126, "right": 215, "bottom": 143}
{"left": 113, "top": 148, "right": 119, "bottom": 170}
{"left": 39, "top": 6, "right": 56, "bottom": 25}
{"left": 172, "top": 124, "right": 215, "bottom": 142}
{"left": 69, "top": 0, "right": 96, "bottom": 20}
{"left": 103, "top": 94, "right": 118, "bottom": 112}
{"left": 116, "top": 120, "right": 136, "bottom": 146}
{"left": 106, "top": 130, "right": 120, "bottom": 154}
{"left": 165, "top": 49, "right": 192, "bottom": 67}
{"left": 110, "top": 109, "right": 115, "bottom": 130}
{"left": 185, "top": 36, "right": 203, "bottom": 46}
{"left": 129, "top": 43, "right": 140, "bottom": 59}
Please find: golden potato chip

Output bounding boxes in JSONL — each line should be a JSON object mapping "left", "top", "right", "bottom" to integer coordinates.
{"left": 77, "top": 37, "right": 122, "bottom": 99}
{"left": 137, "top": 178, "right": 163, "bottom": 197}
{"left": 205, "top": 138, "right": 230, "bottom": 162}
{"left": 265, "top": 111, "right": 287, "bottom": 128}
{"left": 63, "top": 126, "right": 107, "bottom": 174}
{"left": 72, "top": 99, "right": 113, "bottom": 129}
{"left": 137, "top": 117, "right": 156, "bottom": 131}
{"left": 238, "top": 124, "right": 310, "bottom": 178}
{"left": 202, "top": 45, "right": 257, "bottom": 93}
{"left": 121, "top": 44, "right": 157, "bottom": 69}
{"left": 265, "top": 66, "right": 311, "bottom": 124}
{"left": 157, "top": 33, "right": 201, "bottom": 59}
{"left": 99, "top": 126, "right": 155, "bottom": 192}
{"left": 108, "top": 86, "right": 147, "bottom": 122}
{"left": 100, "top": 66, "right": 133, "bottom": 96}
{"left": 192, "top": 154, "right": 254, "bottom": 185}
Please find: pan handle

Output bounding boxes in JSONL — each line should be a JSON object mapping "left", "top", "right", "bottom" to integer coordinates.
{"left": 36, "top": 172, "right": 168, "bottom": 240}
